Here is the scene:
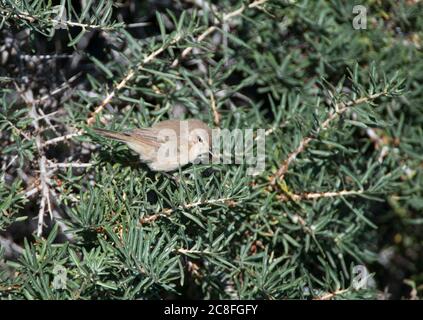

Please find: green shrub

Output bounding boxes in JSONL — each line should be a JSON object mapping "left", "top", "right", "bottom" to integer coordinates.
{"left": 0, "top": 0, "right": 422, "bottom": 299}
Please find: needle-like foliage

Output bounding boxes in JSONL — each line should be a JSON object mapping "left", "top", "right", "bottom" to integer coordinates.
{"left": 0, "top": 0, "right": 422, "bottom": 299}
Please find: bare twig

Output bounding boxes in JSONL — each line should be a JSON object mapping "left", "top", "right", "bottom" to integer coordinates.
{"left": 270, "top": 91, "right": 389, "bottom": 185}
{"left": 37, "top": 108, "right": 59, "bottom": 135}
{"left": 47, "top": 161, "right": 93, "bottom": 169}
{"left": 4, "top": 155, "right": 19, "bottom": 172}
{"left": 125, "top": 22, "right": 150, "bottom": 28}
{"left": 140, "top": 197, "right": 237, "bottom": 224}
{"left": 277, "top": 189, "right": 364, "bottom": 202}
{"left": 171, "top": 0, "right": 269, "bottom": 68}
{"left": 177, "top": 248, "right": 214, "bottom": 255}
{"left": 42, "top": 132, "right": 82, "bottom": 147}
{"left": 35, "top": 110, "right": 61, "bottom": 121}
{"left": 16, "top": 84, "right": 56, "bottom": 238}
{"left": 208, "top": 79, "right": 220, "bottom": 126}
{"left": 36, "top": 149, "right": 53, "bottom": 237}
{"left": 314, "top": 288, "right": 349, "bottom": 300}
{"left": 20, "top": 54, "right": 73, "bottom": 60}
{"left": 33, "top": 73, "right": 81, "bottom": 105}
{"left": 86, "top": 33, "right": 183, "bottom": 126}
{"left": 249, "top": 0, "right": 268, "bottom": 9}
{"left": 86, "top": 69, "right": 135, "bottom": 126}
{"left": 0, "top": 7, "right": 118, "bottom": 31}
{"left": 23, "top": 185, "right": 42, "bottom": 198}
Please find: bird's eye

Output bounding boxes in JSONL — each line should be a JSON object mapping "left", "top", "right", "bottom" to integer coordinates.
{"left": 197, "top": 136, "right": 203, "bottom": 143}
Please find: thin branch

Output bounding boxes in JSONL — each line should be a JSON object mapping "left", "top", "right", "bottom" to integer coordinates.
{"left": 20, "top": 54, "right": 73, "bottom": 60}
{"left": 0, "top": 7, "right": 118, "bottom": 31}
{"left": 270, "top": 91, "right": 389, "bottom": 185}
{"left": 0, "top": 113, "right": 32, "bottom": 141}
{"left": 46, "top": 161, "right": 93, "bottom": 169}
{"left": 37, "top": 108, "right": 59, "bottom": 135}
{"left": 86, "top": 33, "right": 183, "bottom": 126}
{"left": 42, "top": 132, "right": 82, "bottom": 147}
{"left": 177, "top": 248, "right": 214, "bottom": 255}
{"left": 36, "top": 192, "right": 47, "bottom": 237}
{"left": 171, "top": 0, "right": 269, "bottom": 68}
{"left": 35, "top": 110, "right": 61, "bottom": 121}
{"left": 314, "top": 288, "right": 349, "bottom": 300}
{"left": 22, "top": 90, "right": 49, "bottom": 238}
{"left": 23, "top": 185, "right": 42, "bottom": 198}
{"left": 33, "top": 73, "right": 81, "bottom": 105}
{"left": 248, "top": 0, "right": 268, "bottom": 9}
{"left": 277, "top": 189, "right": 364, "bottom": 202}
{"left": 125, "top": 22, "right": 150, "bottom": 28}
{"left": 208, "top": 79, "right": 220, "bottom": 126}
{"left": 16, "top": 84, "right": 54, "bottom": 238}
{"left": 86, "top": 69, "right": 135, "bottom": 126}
{"left": 365, "top": 127, "right": 392, "bottom": 164}
{"left": 36, "top": 154, "right": 53, "bottom": 237}
{"left": 140, "top": 197, "right": 237, "bottom": 224}
{"left": 4, "top": 155, "right": 19, "bottom": 172}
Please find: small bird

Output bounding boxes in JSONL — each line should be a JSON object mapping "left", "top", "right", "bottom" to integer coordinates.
{"left": 93, "top": 119, "right": 212, "bottom": 172}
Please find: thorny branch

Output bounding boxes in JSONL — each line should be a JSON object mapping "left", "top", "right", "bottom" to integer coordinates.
{"left": 29, "top": 103, "right": 53, "bottom": 238}
{"left": 14, "top": 84, "right": 71, "bottom": 239}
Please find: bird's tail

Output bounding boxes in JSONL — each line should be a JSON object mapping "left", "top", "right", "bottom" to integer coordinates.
{"left": 92, "top": 128, "right": 133, "bottom": 142}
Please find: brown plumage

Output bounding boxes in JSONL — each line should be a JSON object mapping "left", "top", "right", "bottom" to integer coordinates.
{"left": 93, "top": 119, "right": 212, "bottom": 172}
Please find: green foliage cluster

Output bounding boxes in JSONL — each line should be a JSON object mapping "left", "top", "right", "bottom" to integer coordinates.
{"left": 0, "top": 0, "right": 422, "bottom": 299}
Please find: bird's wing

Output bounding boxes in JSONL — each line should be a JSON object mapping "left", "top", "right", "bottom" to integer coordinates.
{"left": 130, "top": 128, "right": 163, "bottom": 148}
